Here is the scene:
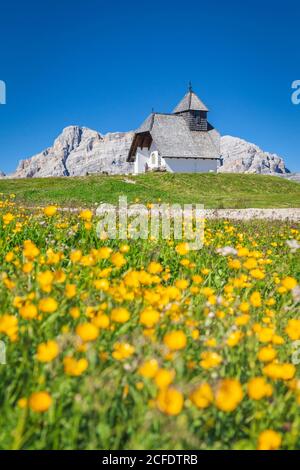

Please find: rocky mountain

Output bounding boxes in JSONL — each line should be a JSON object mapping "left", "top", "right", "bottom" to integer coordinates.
{"left": 219, "top": 136, "right": 289, "bottom": 174}
{"left": 0, "top": 171, "right": 6, "bottom": 178}
{"left": 280, "top": 173, "right": 300, "bottom": 182}
{"left": 10, "top": 126, "right": 291, "bottom": 178}
{"left": 12, "top": 126, "right": 134, "bottom": 178}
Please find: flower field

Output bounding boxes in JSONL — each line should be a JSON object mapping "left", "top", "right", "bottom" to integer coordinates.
{"left": 0, "top": 195, "right": 300, "bottom": 450}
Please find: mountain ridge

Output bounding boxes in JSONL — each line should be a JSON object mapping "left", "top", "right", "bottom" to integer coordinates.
{"left": 2, "top": 125, "right": 291, "bottom": 178}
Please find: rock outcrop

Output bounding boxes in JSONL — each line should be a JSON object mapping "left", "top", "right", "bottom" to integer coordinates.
{"left": 219, "top": 135, "right": 289, "bottom": 174}
{"left": 10, "top": 127, "right": 291, "bottom": 178}
{"left": 12, "top": 126, "right": 134, "bottom": 178}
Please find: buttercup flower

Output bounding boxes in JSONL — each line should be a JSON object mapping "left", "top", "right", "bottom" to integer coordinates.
{"left": 154, "top": 369, "right": 175, "bottom": 389}
{"left": 247, "top": 377, "right": 273, "bottom": 400}
{"left": 257, "top": 430, "right": 281, "bottom": 450}
{"left": 138, "top": 359, "right": 159, "bottom": 378}
{"left": 200, "top": 351, "right": 222, "bottom": 369}
{"left": 285, "top": 319, "right": 300, "bottom": 340}
{"left": 163, "top": 330, "right": 187, "bottom": 351}
{"left": 64, "top": 356, "right": 88, "bottom": 376}
{"left": 28, "top": 391, "right": 52, "bottom": 412}
{"left": 215, "top": 379, "right": 243, "bottom": 412}
{"left": 38, "top": 298, "right": 58, "bottom": 313}
{"left": 43, "top": 206, "right": 57, "bottom": 217}
{"left": 76, "top": 323, "right": 99, "bottom": 342}
{"left": 37, "top": 340, "right": 59, "bottom": 362}
{"left": 112, "top": 342, "right": 135, "bottom": 361}
{"left": 139, "top": 308, "right": 160, "bottom": 328}
{"left": 190, "top": 383, "right": 213, "bottom": 409}
{"left": 111, "top": 308, "right": 130, "bottom": 323}
{"left": 157, "top": 388, "right": 183, "bottom": 416}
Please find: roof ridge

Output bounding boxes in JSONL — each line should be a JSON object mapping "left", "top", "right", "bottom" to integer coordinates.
{"left": 173, "top": 88, "right": 209, "bottom": 113}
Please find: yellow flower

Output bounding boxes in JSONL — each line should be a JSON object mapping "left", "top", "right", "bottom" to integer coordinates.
{"left": 192, "top": 275, "right": 203, "bottom": 284}
{"left": 37, "top": 270, "right": 54, "bottom": 293}
{"left": 200, "top": 351, "right": 222, "bottom": 369}
{"left": 201, "top": 287, "right": 215, "bottom": 297}
{"left": 111, "top": 252, "right": 126, "bottom": 268}
{"left": 19, "top": 303, "right": 38, "bottom": 320}
{"left": 64, "top": 356, "right": 88, "bottom": 376}
{"left": 191, "top": 329, "right": 200, "bottom": 340}
{"left": 111, "top": 307, "right": 130, "bottom": 323}
{"left": 5, "top": 252, "right": 14, "bottom": 262}
{"left": 263, "top": 362, "right": 296, "bottom": 380}
{"left": 257, "top": 327, "right": 274, "bottom": 343}
{"left": 157, "top": 387, "right": 183, "bottom": 416}
{"left": 215, "top": 379, "right": 243, "bottom": 412}
{"left": 243, "top": 258, "right": 257, "bottom": 270}
{"left": 163, "top": 330, "right": 187, "bottom": 351}
{"left": 3, "top": 213, "right": 14, "bottom": 225}
{"left": 37, "top": 340, "right": 59, "bottom": 362}
{"left": 281, "top": 276, "right": 297, "bottom": 291}
{"left": 250, "top": 291, "right": 262, "bottom": 307}
{"left": 23, "top": 240, "right": 40, "bottom": 260}
{"left": 23, "top": 262, "right": 33, "bottom": 274}
{"left": 38, "top": 297, "right": 58, "bottom": 313}
{"left": 94, "top": 279, "right": 109, "bottom": 291}
{"left": 0, "top": 314, "right": 18, "bottom": 341}
{"left": 69, "top": 307, "right": 80, "bottom": 319}
{"left": 272, "top": 334, "right": 284, "bottom": 345}
{"left": 112, "top": 342, "right": 135, "bottom": 361}
{"left": 120, "top": 244, "right": 130, "bottom": 253}
{"left": 147, "top": 261, "right": 163, "bottom": 274}
{"left": 70, "top": 250, "right": 82, "bottom": 263}
{"left": 228, "top": 259, "right": 241, "bottom": 270}
{"left": 235, "top": 314, "right": 250, "bottom": 326}
{"left": 76, "top": 323, "right": 99, "bottom": 342}
{"left": 227, "top": 330, "right": 243, "bottom": 347}
{"left": 28, "top": 391, "right": 52, "bottom": 412}
{"left": 79, "top": 209, "right": 93, "bottom": 221}
{"left": 285, "top": 319, "right": 300, "bottom": 340}
{"left": 154, "top": 368, "right": 175, "bottom": 389}
{"left": 201, "top": 268, "right": 210, "bottom": 275}
{"left": 247, "top": 377, "right": 273, "bottom": 400}
{"left": 250, "top": 268, "right": 265, "bottom": 280}
{"left": 175, "top": 242, "right": 189, "bottom": 256}
{"left": 190, "top": 383, "right": 213, "bottom": 409}
{"left": 43, "top": 206, "right": 57, "bottom": 217}
{"left": 17, "top": 397, "right": 28, "bottom": 409}
{"left": 258, "top": 346, "right": 277, "bottom": 362}
{"left": 257, "top": 430, "right": 281, "bottom": 450}
{"left": 138, "top": 359, "right": 159, "bottom": 378}
{"left": 237, "top": 247, "right": 249, "bottom": 257}
{"left": 97, "top": 247, "right": 112, "bottom": 259}
{"left": 175, "top": 279, "right": 189, "bottom": 290}
{"left": 93, "top": 313, "right": 110, "bottom": 329}
{"left": 239, "top": 302, "right": 250, "bottom": 313}
{"left": 139, "top": 307, "right": 160, "bottom": 328}
{"left": 65, "top": 284, "right": 76, "bottom": 299}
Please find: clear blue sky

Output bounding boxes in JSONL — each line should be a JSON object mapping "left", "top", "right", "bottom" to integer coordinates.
{"left": 0, "top": 0, "right": 299, "bottom": 174}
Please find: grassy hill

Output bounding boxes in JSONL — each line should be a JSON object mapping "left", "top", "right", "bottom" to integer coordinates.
{"left": 1, "top": 173, "right": 300, "bottom": 208}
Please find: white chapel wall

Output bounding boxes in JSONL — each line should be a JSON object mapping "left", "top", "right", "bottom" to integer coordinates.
{"left": 163, "top": 158, "right": 218, "bottom": 173}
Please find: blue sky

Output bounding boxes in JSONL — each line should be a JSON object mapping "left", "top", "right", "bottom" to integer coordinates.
{"left": 0, "top": 0, "right": 299, "bottom": 174}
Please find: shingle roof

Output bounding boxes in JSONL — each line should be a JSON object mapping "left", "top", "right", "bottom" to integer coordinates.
{"left": 150, "top": 114, "right": 199, "bottom": 158}
{"left": 135, "top": 113, "right": 156, "bottom": 133}
{"left": 129, "top": 113, "right": 220, "bottom": 160}
{"left": 173, "top": 90, "right": 209, "bottom": 113}
{"left": 191, "top": 128, "right": 220, "bottom": 159}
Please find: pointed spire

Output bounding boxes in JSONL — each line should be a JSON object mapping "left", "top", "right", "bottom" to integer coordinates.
{"left": 173, "top": 85, "right": 209, "bottom": 113}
